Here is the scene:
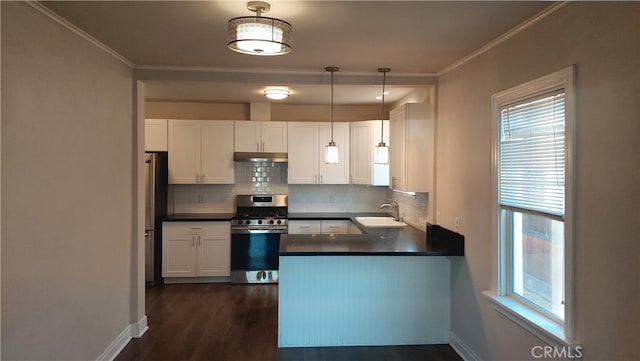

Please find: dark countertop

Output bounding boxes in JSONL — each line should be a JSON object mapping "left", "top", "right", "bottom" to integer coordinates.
{"left": 162, "top": 212, "right": 465, "bottom": 257}
{"left": 288, "top": 212, "right": 389, "bottom": 220}
{"left": 281, "top": 214, "right": 465, "bottom": 257}
{"left": 164, "top": 213, "right": 235, "bottom": 222}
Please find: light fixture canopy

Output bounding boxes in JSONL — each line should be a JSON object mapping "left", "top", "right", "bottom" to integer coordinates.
{"left": 325, "top": 66, "right": 339, "bottom": 164}
{"left": 264, "top": 88, "right": 289, "bottom": 100}
{"left": 374, "top": 68, "right": 390, "bottom": 165}
{"left": 228, "top": 1, "right": 292, "bottom": 56}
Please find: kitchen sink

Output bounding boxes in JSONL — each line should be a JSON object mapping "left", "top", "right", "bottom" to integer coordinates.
{"left": 355, "top": 217, "right": 407, "bottom": 228}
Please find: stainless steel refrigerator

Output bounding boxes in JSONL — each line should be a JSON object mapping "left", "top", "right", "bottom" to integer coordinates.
{"left": 145, "top": 152, "right": 168, "bottom": 285}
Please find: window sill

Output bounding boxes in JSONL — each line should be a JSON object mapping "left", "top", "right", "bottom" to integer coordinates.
{"left": 483, "top": 291, "right": 580, "bottom": 349}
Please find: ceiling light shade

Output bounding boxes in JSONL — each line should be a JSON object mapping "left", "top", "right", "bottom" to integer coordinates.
{"left": 264, "top": 89, "right": 289, "bottom": 100}
{"left": 325, "top": 66, "right": 339, "bottom": 164}
{"left": 228, "top": 1, "right": 292, "bottom": 56}
{"left": 374, "top": 68, "right": 390, "bottom": 165}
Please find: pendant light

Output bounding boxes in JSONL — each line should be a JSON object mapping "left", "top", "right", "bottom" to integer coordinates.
{"left": 374, "top": 68, "right": 390, "bottom": 164}
{"left": 227, "top": 1, "right": 292, "bottom": 56}
{"left": 325, "top": 66, "right": 340, "bottom": 164}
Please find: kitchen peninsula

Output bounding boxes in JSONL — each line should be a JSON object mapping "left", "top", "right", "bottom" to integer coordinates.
{"left": 278, "top": 219, "right": 464, "bottom": 347}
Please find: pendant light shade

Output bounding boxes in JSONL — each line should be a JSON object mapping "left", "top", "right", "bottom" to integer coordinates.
{"left": 228, "top": 1, "right": 292, "bottom": 56}
{"left": 325, "top": 66, "right": 339, "bottom": 164}
{"left": 374, "top": 68, "right": 390, "bottom": 165}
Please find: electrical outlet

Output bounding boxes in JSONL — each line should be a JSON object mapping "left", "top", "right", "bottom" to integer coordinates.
{"left": 454, "top": 217, "right": 460, "bottom": 231}
{"left": 198, "top": 194, "right": 205, "bottom": 204}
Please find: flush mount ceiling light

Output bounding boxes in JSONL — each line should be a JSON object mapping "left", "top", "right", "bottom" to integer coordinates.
{"left": 325, "top": 66, "right": 339, "bottom": 164}
{"left": 264, "top": 88, "right": 289, "bottom": 100}
{"left": 227, "top": 1, "right": 292, "bottom": 56}
{"left": 374, "top": 68, "right": 390, "bottom": 165}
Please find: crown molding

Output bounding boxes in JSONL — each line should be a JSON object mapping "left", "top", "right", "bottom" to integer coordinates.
{"left": 438, "top": 2, "right": 569, "bottom": 76}
{"left": 135, "top": 64, "right": 437, "bottom": 79}
{"left": 27, "top": 1, "right": 135, "bottom": 68}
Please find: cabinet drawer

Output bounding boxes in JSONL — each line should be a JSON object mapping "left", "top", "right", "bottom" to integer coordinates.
{"left": 288, "top": 221, "right": 321, "bottom": 234}
{"left": 320, "top": 220, "right": 349, "bottom": 234}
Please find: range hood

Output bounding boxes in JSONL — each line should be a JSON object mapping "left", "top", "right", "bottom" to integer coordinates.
{"left": 233, "top": 152, "right": 288, "bottom": 163}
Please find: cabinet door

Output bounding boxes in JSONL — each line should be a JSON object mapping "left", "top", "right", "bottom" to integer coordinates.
{"left": 162, "top": 223, "right": 197, "bottom": 277}
{"left": 318, "top": 122, "right": 350, "bottom": 184}
{"left": 350, "top": 121, "right": 372, "bottom": 185}
{"left": 389, "top": 108, "right": 406, "bottom": 191}
{"left": 405, "top": 104, "right": 432, "bottom": 193}
{"left": 371, "top": 120, "right": 390, "bottom": 186}
{"left": 234, "top": 121, "right": 261, "bottom": 152}
{"left": 288, "top": 122, "right": 318, "bottom": 184}
{"left": 261, "top": 121, "right": 288, "bottom": 152}
{"left": 197, "top": 223, "right": 230, "bottom": 277}
{"left": 145, "top": 119, "right": 168, "bottom": 151}
{"left": 168, "top": 120, "right": 201, "bottom": 184}
{"left": 202, "top": 121, "right": 235, "bottom": 184}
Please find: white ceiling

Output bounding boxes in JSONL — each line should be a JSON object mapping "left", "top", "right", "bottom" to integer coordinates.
{"left": 41, "top": 1, "right": 552, "bottom": 105}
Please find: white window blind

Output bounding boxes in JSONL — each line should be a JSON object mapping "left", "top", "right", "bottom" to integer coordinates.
{"left": 499, "top": 91, "right": 565, "bottom": 218}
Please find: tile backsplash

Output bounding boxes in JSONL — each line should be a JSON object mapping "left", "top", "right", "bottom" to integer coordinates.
{"left": 169, "top": 162, "right": 429, "bottom": 231}
{"left": 170, "top": 162, "right": 390, "bottom": 214}
{"left": 387, "top": 190, "right": 429, "bottom": 231}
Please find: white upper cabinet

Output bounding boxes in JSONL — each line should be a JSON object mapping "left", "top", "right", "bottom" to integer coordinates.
{"left": 201, "top": 121, "right": 236, "bottom": 184}
{"left": 145, "top": 119, "right": 168, "bottom": 151}
{"left": 350, "top": 120, "right": 390, "bottom": 186}
{"left": 168, "top": 120, "right": 235, "bottom": 184}
{"left": 288, "top": 122, "right": 318, "bottom": 184}
{"left": 234, "top": 121, "right": 287, "bottom": 153}
{"left": 389, "top": 103, "right": 434, "bottom": 193}
{"left": 288, "top": 122, "right": 350, "bottom": 184}
{"left": 318, "top": 122, "right": 350, "bottom": 184}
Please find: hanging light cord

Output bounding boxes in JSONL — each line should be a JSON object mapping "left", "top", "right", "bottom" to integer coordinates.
{"left": 379, "top": 68, "right": 390, "bottom": 144}
{"left": 326, "top": 66, "right": 339, "bottom": 143}
{"left": 331, "top": 68, "right": 334, "bottom": 142}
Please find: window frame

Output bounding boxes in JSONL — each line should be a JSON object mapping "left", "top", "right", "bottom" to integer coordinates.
{"left": 487, "top": 66, "right": 578, "bottom": 347}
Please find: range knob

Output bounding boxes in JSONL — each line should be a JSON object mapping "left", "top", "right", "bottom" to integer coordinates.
{"left": 269, "top": 220, "right": 275, "bottom": 225}
{"left": 245, "top": 220, "right": 251, "bottom": 225}
{"left": 276, "top": 220, "right": 282, "bottom": 225}
{"left": 258, "top": 220, "right": 263, "bottom": 225}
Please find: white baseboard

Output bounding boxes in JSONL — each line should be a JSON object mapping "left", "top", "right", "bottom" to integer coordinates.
{"left": 131, "top": 316, "right": 149, "bottom": 338}
{"left": 96, "top": 316, "right": 148, "bottom": 361}
{"left": 450, "top": 331, "right": 482, "bottom": 361}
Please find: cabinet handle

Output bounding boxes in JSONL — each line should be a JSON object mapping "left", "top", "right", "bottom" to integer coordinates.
{"left": 198, "top": 235, "right": 201, "bottom": 246}
{"left": 192, "top": 235, "right": 195, "bottom": 246}
{"left": 300, "top": 226, "right": 310, "bottom": 229}
{"left": 262, "top": 141, "right": 265, "bottom": 152}
{"left": 191, "top": 227, "right": 202, "bottom": 230}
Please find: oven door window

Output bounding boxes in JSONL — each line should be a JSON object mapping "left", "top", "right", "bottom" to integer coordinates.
{"left": 231, "top": 233, "right": 280, "bottom": 271}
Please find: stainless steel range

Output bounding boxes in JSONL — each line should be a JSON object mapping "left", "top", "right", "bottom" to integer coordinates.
{"left": 230, "top": 194, "right": 288, "bottom": 283}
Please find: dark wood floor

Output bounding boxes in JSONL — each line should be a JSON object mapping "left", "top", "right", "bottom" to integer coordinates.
{"left": 115, "top": 283, "right": 463, "bottom": 361}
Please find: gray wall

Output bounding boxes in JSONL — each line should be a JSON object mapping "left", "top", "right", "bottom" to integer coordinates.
{"left": 436, "top": 3, "right": 640, "bottom": 360}
{"left": 1, "top": 2, "right": 135, "bottom": 359}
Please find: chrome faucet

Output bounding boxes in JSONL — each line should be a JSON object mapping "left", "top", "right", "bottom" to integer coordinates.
{"left": 379, "top": 201, "right": 400, "bottom": 221}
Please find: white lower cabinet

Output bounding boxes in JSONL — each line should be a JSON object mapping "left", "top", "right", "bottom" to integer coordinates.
{"left": 162, "top": 222, "right": 230, "bottom": 278}
{"left": 288, "top": 220, "right": 361, "bottom": 234}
